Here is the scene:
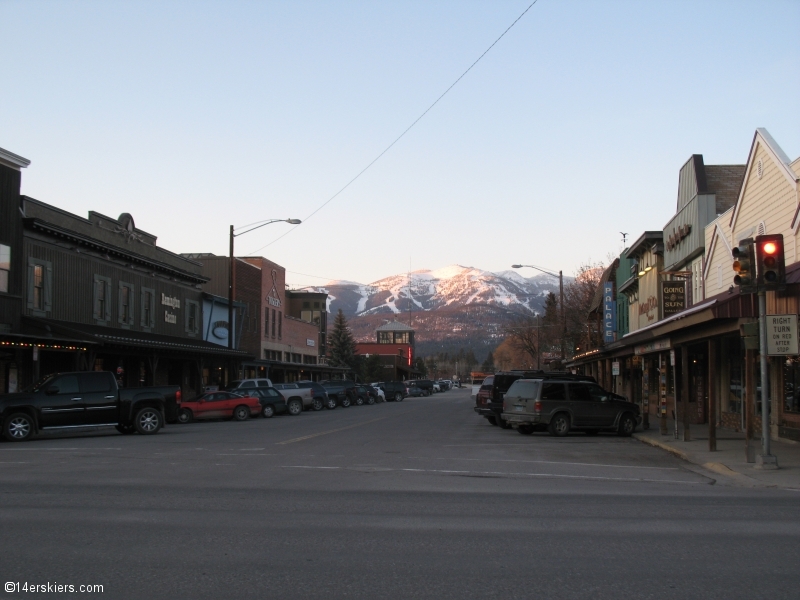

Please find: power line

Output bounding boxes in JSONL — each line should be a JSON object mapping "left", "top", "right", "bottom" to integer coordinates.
{"left": 247, "top": 0, "right": 540, "bottom": 255}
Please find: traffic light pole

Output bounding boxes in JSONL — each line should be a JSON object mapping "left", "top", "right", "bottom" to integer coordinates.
{"left": 756, "top": 290, "right": 778, "bottom": 469}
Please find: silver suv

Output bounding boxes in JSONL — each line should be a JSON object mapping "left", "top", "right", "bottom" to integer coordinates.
{"left": 501, "top": 378, "right": 641, "bottom": 437}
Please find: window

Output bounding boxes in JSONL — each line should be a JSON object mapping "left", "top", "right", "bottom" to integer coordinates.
{"left": 378, "top": 332, "right": 392, "bottom": 344}
{"left": 140, "top": 287, "right": 155, "bottom": 329}
{"left": 118, "top": 282, "right": 134, "bottom": 326}
{"left": 81, "top": 372, "right": 112, "bottom": 393}
{"left": 28, "top": 258, "right": 52, "bottom": 315}
{"left": 0, "top": 244, "right": 10, "bottom": 293}
{"left": 568, "top": 384, "right": 592, "bottom": 401}
{"left": 93, "top": 275, "right": 111, "bottom": 322}
{"left": 52, "top": 375, "right": 80, "bottom": 395}
{"left": 264, "top": 308, "right": 270, "bottom": 338}
{"left": 278, "top": 311, "right": 282, "bottom": 339}
{"left": 185, "top": 299, "right": 200, "bottom": 335}
{"left": 540, "top": 383, "right": 566, "bottom": 400}
{"left": 271, "top": 309, "right": 276, "bottom": 338}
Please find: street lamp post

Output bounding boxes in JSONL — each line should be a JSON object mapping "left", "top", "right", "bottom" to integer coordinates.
{"left": 228, "top": 219, "right": 301, "bottom": 350}
{"left": 512, "top": 264, "right": 566, "bottom": 362}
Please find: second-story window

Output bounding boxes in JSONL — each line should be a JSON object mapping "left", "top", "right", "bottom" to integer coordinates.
{"left": 121, "top": 286, "right": 130, "bottom": 322}
{"left": 140, "top": 287, "right": 155, "bottom": 329}
{"left": 143, "top": 291, "right": 151, "bottom": 325}
{"left": 32, "top": 265, "right": 44, "bottom": 310}
{"left": 93, "top": 275, "right": 112, "bottom": 323}
{"left": 0, "top": 244, "right": 10, "bottom": 293}
{"left": 271, "top": 309, "right": 276, "bottom": 338}
{"left": 278, "top": 311, "right": 282, "bottom": 339}
{"left": 188, "top": 302, "right": 197, "bottom": 332}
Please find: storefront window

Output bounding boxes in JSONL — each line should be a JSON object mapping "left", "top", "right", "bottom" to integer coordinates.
{"left": 783, "top": 358, "right": 800, "bottom": 414}
{"left": 723, "top": 337, "right": 743, "bottom": 414}
{"left": 0, "top": 244, "right": 10, "bottom": 293}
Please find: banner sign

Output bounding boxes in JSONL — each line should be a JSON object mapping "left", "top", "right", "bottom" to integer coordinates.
{"left": 603, "top": 282, "right": 616, "bottom": 343}
{"left": 766, "top": 315, "right": 798, "bottom": 356}
{"left": 661, "top": 280, "right": 686, "bottom": 317}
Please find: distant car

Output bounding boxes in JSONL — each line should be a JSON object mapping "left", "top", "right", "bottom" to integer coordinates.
{"left": 377, "top": 381, "right": 407, "bottom": 402}
{"left": 355, "top": 385, "right": 378, "bottom": 405}
{"left": 406, "top": 385, "right": 426, "bottom": 398}
{"left": 369, "top": 384, "right": 386, "bottom": 402}
{"left": 319, "top": 380, "right": 358, "bottom": 408}
{"left": 295, "top": 380, "right": 331, "bottom": 411}
{"left": 272, "top": 383, "right": 313, "bottom": 415}
{"left": 407, "top": 380, "right": 434, "bottom": 396}
{"left": 248, "top": 387, "right": 289, "bottom": 418}
{"left": 177, "top": 391, "right": 261, "bottom": 423}
{"left": 432, "top": 382, "right": 441, "bottom": 393}
{"left": 225, "top": 378, "right": 273, "bottom": 391}
{"left": 437, "top": 380, "right": 452, "bottom": 391}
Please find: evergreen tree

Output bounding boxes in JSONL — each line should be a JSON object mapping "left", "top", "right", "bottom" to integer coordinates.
{"left": 481, "top": 350, "right": 495, "bottom": 372}
{"left": 415, "top": 356, "right": 428, "bottom": 377}
{"left": 328, "top": 309, "right": 358, "bottom": 369}
{"left": 363, "top": 354, "right": 384, "bottom": 382}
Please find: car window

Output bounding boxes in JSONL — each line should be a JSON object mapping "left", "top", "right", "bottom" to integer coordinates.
{"left": 540, "top": 383, "right": 566, "bottom": 401}
{"left": 506, "top": 381, "right": 540, "bottom": 399}
{"left": 568, "top": 384, "right": 592, "bottom": 401}
{"left": 53, "top": 375, "right": 80, "bottom": 395}
{"left": 479, "top": 376, "right": 494, "bottom": 391}
{"left": 257, "top": 380, "right": 270, "bottom": 386}
{"left": 239, "top": 381, "right": 255, "bottom": 388}
{"left": 81, "top": 372, "right": 112, "bottom": 393}
{"left": 587, "top": 385, "right": 610, "bottom": 402}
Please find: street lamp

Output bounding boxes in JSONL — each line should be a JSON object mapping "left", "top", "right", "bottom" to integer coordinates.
{"left": 512, "top": 263, "right": 566, "bottom": 361}
{"left": 228, "top": 219, "right": 301, "bottom": 350}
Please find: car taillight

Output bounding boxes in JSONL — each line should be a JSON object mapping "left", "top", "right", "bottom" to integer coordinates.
{"left": 176, "top": 390, "right": 182, "bottom": 404}
{"left": 534, "top": 401, "right": 542, "bottom": 412}
{"left": 309, "top": 388, "right": 315, "bottom": 397}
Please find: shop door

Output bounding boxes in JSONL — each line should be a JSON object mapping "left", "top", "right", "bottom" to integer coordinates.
{"left": 691, "top": 351, "right": 707, "bottom": 424}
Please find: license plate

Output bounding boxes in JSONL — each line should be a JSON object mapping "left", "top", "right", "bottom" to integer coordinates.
{"left": 514, "top": 405, "right": 525, "bottom": 412}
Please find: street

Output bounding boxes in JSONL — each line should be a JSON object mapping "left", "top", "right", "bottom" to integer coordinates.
{"left": 1, "top": 387, "right": 799, "bottom": 600}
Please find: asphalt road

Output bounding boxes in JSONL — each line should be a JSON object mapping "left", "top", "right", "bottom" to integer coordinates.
{"left": 1, "top": 387, "right": 799, "bottom": 599}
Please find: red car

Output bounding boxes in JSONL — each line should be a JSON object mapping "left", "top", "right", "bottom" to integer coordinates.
{"left": 177, "top": 391, "right": 261, "bottom": 423}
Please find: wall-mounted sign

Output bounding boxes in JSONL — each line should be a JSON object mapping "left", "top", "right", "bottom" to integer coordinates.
{"left": 661, "top": 281, "right": 686, "bottom": 317}
{"left": 603, "top": 282, "right": 616, "bottom": 344}
{"left": 666, "top": 224, "right": 692, "bottom": 251}
{"left": 638, "top": 295, "right": 659, "bottom": 324}
{"left": 306, "top": 338, "right": 315, "bottom": 347}
{"left": 267, "top": 269, "right": 282, "bottom": 308}
{"left": 161, "top": 294, "right": 181, "bottom": 309}
{"left": 634, "top": 339, "right": 671, "bottom": 355}
{"left": 164, "top": 311, "right": 177, "bottom": 324}
{"left": 212, "top": 321, "right": 229, "bottom": 340}
{"left": 766, "top": 315, "right": 798, "bottom": 356}
{"left": 612, "top": 361, "right": 620, "bottom": 376}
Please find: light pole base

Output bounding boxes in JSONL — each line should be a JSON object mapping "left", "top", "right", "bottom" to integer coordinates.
{"left": 754, "top": 454, "right": 779, "bottom": 470}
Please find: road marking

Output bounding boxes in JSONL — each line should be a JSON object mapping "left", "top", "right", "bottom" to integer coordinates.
{"left": 1, "top": 447, "right": 122, "bottom": 451}
{"left": 275, "top": 413, "right": 407, "bottom": 445}
{"left": 0, "top": 462, "right": 30, "bottom": 464}
{"left": 216, "top": 453, "right": 277, "bottom": 456}
{"left": 403, "top": 456, "right": 680, "bottom": 471}
{"left": 279, "top": 465, "right": 705, "bottom": 484}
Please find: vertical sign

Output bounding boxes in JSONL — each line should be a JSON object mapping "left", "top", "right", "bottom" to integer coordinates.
{"left": 603, "top": 282, "right": 616, "bottom": 343}
{"left": 661, "top": 280, "right": 686, "bottom": 317}
{"left": 766, "top": 314, "right": 798, "bottom": 356}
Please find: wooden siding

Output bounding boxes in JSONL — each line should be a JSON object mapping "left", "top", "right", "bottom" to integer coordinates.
{"left": 24, "top": 234, "right": 204, "bottom": 338}
{"left": 0, "top": 165, "right": 23, "bottom": 330}
{"left": 663, "top": 193, "right": 716, "bottom": 270}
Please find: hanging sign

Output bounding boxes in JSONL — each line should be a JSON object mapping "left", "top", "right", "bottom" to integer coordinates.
{"left": 766, "top": 315, "right": 798, "bottom": 356}
{"left": 603, "top": 282, "right": 616, "bottom": 343}
{"left": 661, "top": 280, "right": 686, "bottom": 317}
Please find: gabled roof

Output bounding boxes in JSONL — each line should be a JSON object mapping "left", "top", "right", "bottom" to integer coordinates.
{"left": 376, "top": 320, "right": 414, "bottom": 332}
{"left": 730, "top": 128, "right": 800, "bottom": 230}
{"left": 0, "top": 146, "right": 30, "bottom": 170}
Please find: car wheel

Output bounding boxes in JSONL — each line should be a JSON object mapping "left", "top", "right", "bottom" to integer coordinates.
{"left": 288, "top": 399, "right": 303, "bottom": 415}
{"left": 618, "top": 413, "right": 636, "bottom": 437}
{"left": 177, "top": 409, "right": 193, "bottom": 424}
{"left": 326, "top": 397, "right": 337, "bottom": 410}
{"left": 262, "top": 404, "right": 275, "bottom": 418}
{"left": 134, "top": 407, "right": 163, "bottom": 435}
{"left": 584, "top": 429, "right": 599, "bottom": 436}
{"left": 312, "top": 398, "right": 324, "bottom": 411}
{"left": 394, "top": 393, "right": 403, "bottom": 402}
{"left": 355, "top": 396, "right": 364, "bottom": 406}
{"left": 517, "top": 425, "right": 534, "bottom": 435}
{"left": 485, "top": 416, "right": 497, "bottom": 426}
{"left": 233, "top": 405, "right": 249, "bottom": 421}
{"left": 3, "top": 413, "right": 35, "bottom": 442}
{"left": 341, "top": 396, "right": 351, "bottom": 408}
{"left": 367, "top": 396, "right": 375, "bottom": 405}
{"left": 548, "top": 413, "right": 570, "bottom": 437}
{"left": 115, "top": 424, "right": 136, "bottom": 435}
{"left": 497, "top": 415, "right": 511, "bottom": 429}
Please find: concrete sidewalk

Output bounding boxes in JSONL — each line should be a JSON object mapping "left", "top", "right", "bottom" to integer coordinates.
{"left": 633, "top": 425, "right": 800, "bottom": 490}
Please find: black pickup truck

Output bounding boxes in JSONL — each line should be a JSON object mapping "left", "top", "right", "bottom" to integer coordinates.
{"left": 0, "top": 371, "right": 181, "bottom": 441}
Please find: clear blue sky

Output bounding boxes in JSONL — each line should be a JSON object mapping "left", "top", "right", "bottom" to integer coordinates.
{"left": 2, "top": 0, "right": 798, "bottom": 288}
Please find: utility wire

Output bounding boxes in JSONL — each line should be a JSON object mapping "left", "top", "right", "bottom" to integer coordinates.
{"left": 247, "top": 0, "right": 540, "bottom": 255}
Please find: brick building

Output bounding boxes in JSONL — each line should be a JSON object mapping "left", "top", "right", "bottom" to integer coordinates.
{"left": 355, "top": 320, "right": 418, "bottom": 381}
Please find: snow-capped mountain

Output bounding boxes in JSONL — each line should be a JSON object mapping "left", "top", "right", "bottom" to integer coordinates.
{"left": 304, "top": 264, "right": 565, "bottom": 318}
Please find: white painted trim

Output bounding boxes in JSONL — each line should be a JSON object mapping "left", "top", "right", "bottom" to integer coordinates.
{"left": 716, "top": 223, "right": 733, "bottom": 255}
{"left": 730, "top": 128, "right": 799, "bottom": 231}
{"left": 0, "top": 147, "right": 31, "bottom": 170}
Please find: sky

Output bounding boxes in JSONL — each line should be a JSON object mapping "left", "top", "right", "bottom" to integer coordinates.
{"left": 2, "top": 0, "right": 798, "bottom": 289}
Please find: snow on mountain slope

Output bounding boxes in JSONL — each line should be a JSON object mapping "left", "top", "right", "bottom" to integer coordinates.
{"left": 302, "top": 264, "right": 565, "bottom": 318}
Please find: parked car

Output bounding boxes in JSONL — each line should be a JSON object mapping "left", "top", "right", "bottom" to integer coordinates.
{"left": 354, "top": 385, "right": 378, "bottom": 405}
{"left": 377, "top": 381, "right": 407, "bottom": 402}
{"left": 272, "top": 383, "right": 313, "bottom": 415}
{"left": 225, "top": 378, "right": 273, "bottom": 391}
{"left": 432, "top": 382, "right": 441, "bottom": 393}
{"left": 177, "top": 391, "right": 261, "bottom": 423}
{"left": 475, "top": 371, "right": 596, "bottom": 429}
{"left": 369, "top": 384, "right": 386, "bottom": 402}
{"left": 407, "top": 380, "right": 435, "bottom": 396}
{"left": 406, "top": 385, "right": 426, "bottom": 397}
{"left": 319, "top": 380, "right": 358, "bottom": 408}
{"left": 0, "top": 371, "right": 181, "bottom": 441}
{"left": 501, "top": 378, "right": 641, "bottom": 436}
{"left": 296, "top": 380, "right": 333, "bottom": 410}
{"left": 248, "top": 387, "right": 289, "bottom": 418}
{"left": 436, "top": 380, "right": 451, "bottom": 391}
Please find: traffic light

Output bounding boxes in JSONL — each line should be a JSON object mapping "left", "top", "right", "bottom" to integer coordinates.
{"left": 732, "top": 238, "right": 755, "bottom": 291}
{"left": 755, "top": 234, "right": 786, "bottom": 289}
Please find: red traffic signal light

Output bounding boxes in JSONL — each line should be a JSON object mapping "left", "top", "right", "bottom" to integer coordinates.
{"left": 755, "top": 234, "right": 785, "bottom": 288}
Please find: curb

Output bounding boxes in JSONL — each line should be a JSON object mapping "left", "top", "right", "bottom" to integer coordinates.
{"left": 633, "top": 433, "right": 689, "bottom": 461}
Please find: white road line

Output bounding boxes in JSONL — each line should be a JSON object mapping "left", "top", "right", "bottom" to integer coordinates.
{"left": 403, "top": 456, "right": 680, "bottom": 471}
{"left": 1, "top": 447, "right": 122, "bottom": 451}
{"left": 0, "top": 462, "right": 30, "bottom": 464}
{"left": 276, "top": 413, "right": 408, "bottom": 445}
{"left": 281, "top": 466, "right": 340, "bottom": 469}
{"left": 216, "top": 453, "right": 276, "bottom": 456}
